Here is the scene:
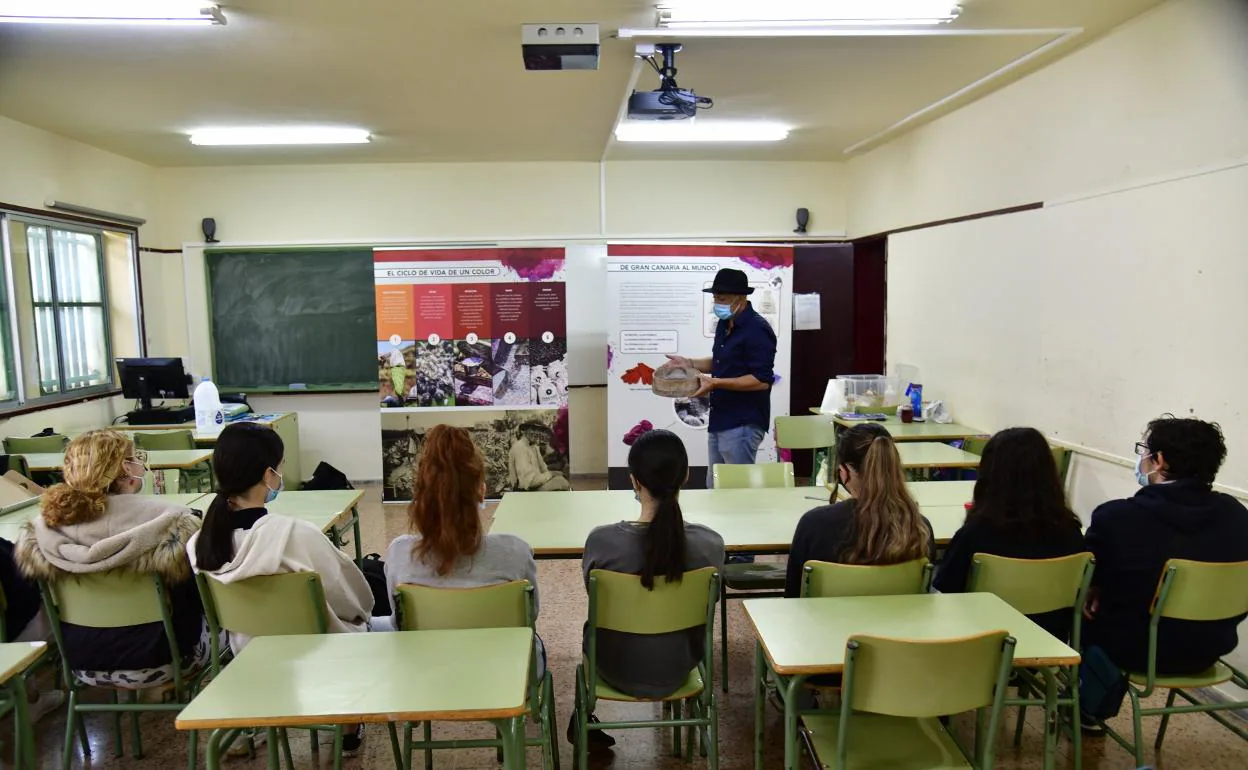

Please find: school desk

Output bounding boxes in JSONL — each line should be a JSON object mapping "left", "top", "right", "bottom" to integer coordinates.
{"left": 744, "top": 592, "right": 1080, "bottom": 770}
{"left": 490, "top": 482, "right": 975, "bottom": 558}
{"left": 895, "top": 442, "right": 981, "bottom": 469}
{"left": 264, "top": 489, "right": 364, "bottom": 565}
{"left": 114, "top": 412, "right": 302, "bottom": 493}
{"left": 0, "top": 493, "right": 208, "bottom": 543}
{"left": 20, "top": 449, "right": 214, "bottom": 473}
{"left": 175, "top": 629, "right": 533, "bottom": 770}
{"left": 808, "top": 410, "right": 988, "bottom": 442}
{"left": 0, "top": 642, "right": 47, "bottom": 768}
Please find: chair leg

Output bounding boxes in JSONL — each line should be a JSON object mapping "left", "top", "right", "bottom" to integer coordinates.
{"left": 720, "top": 583, "right": 729, "bottom": 692}
{"left": 110, "top": 690, "right": 124, "bottom": 756}
{"left": 709, "top": 691, "right": 719, "bottom": 770}
{"left": 684, "top": 699, "right": 696, "bottom": 761}
{"left": 266, "top": 727, "right": 279, "bottom": 770}
{"left": 1128, "top": 689, "right": 1146, "bottom": 768}
{"left": 671, "top": 699, "right": 682, "bottom": 757}
{"left": 386, "top": 722, "right": 402, "bottom": 770}
{"left": 575, "top": 669, "right": 589, "bottom": 770}
{"left": 61, "top": 690, "right": 78, "bottom": 770}
{"left": 280, "top": 728, "right": 294, "bottom": 770}
{"left": 423, "top": 720, "right": 433, "bottom": 770}
{"left": 1155, "top": 689, "right": 1179, "bottom": 749}
{"left": 187, "top": 729, "right": 199, "bottom": 770}
{"left": 310, "top": 726, "right": 319, "bottom": 752}
{"left": 1013, "top": 683, "right": 1027, "bottom": 746}
{"left": 129, "top": 690, "right": 144, "bottom": 759}
{"left": 544, "top": 674, "right": 560, "bottom": 770}
{"left": 332, "top": 725, "right": 344, "bottom": 770}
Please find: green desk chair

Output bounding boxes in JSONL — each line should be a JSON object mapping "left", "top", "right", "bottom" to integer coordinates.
{"left": 774, "top": 416, "right": 839, "bottom": 485}
{"left": 0, "top": 642, "right": 46, "bottom": 769}
{"left": 801, "top": 558, "right": 933, "bottom": 599}
{"left": 39, "top": 571, "right": 204, "bottom": 770}
{"left": 196, "top": 571, "right": 402, "bottom": 770}
{"left": 134, "top": 431, "right": 213, "bottom": 493}
{"left": 4, "top": 435, "right": 68, "bottom": 487}
{"left": 394, "top": 581, "right": 557, "bottom": 770}
{"left": 1093, "top": 559, "right": 1248, "bottom": 767}
{"left": 575, "top": 567, "right": 719, "bottom": 770}
{"left": 801, "top": 631, "right": 1017, "bottom": 770}
{"left": 711, "top": 462, "right": 793, "bottom": 692}
{"left": 969, "top": 552, "right": 1095, "bottom": 770}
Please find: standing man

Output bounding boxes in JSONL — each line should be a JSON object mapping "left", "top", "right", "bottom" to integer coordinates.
{"left": 669, "top": 268, "right": 777, "bottom": 488}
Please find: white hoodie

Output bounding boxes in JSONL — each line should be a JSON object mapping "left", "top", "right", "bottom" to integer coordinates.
{"left": 186, "top": 514, "right": 372, "bottom": 654}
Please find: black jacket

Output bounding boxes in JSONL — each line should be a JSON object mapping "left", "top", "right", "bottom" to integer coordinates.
{"left": 785, "top": 500, "right": 936, "bottom": 598}
{"left": 933, "top": 515, "right": 1086, "bottom": 641}
{"left": 1085, "top": 480, "right": 1248, "bottom": 674}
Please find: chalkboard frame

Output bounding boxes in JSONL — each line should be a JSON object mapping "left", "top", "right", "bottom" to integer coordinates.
{"left": 205, "top": 247, "right": 379, "bottom": 394}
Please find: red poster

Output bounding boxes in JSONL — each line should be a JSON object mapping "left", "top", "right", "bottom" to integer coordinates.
{"left": 531, "top": 283, "right": 566, "bottom": 338}
{"left": 453, "top": 284, "right": 492, "bottom": 340}
{"left": 490, "top": 284, "right": 531, "bottom": 341}
{"left": 412, "top": 285, "right": 454, "bottom": 342}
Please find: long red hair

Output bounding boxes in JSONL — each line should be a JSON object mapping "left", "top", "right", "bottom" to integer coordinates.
{"left": 409, "top": 425, "right": 485, "bottom": 575}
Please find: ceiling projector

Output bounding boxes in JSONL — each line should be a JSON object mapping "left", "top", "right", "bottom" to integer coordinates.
{"left": 627, "top": 43, "right": 713, "bottom": 121}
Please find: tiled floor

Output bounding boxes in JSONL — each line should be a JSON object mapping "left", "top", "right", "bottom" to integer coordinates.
{"left": 20, "top": 482, "right": 1248, "bottom": 768}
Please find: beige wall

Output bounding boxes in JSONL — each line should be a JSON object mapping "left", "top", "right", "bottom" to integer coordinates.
{"left": 847, "top": 0, "right": 1248, "bottom": 237}
{"left": 866, "top": 0, "right": 1248, "bottom": 691}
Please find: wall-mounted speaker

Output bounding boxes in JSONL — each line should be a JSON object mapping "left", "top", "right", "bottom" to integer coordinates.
{"left": 202, "top": 217, "right": 218, "bottom": 243}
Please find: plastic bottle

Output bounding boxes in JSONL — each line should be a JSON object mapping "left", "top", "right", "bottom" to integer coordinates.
{"left": 193, "top": 376, "right": 224, "bottom": 435}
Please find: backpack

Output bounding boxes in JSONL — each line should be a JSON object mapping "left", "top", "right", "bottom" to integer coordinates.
{"left": 360, "top": 554, "right": 390, "bottom": 617}
{"left": 302, "top": 462, "right": 353, "bottom": 491}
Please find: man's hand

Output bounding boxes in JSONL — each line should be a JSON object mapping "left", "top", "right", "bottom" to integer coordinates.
{"left": 665, "top": 354, "right": 693, "bottom": 368}
{"left": 690, "top": 375, "right": 716, "bottom": 399}
{"left": 1083, "top": 587, "right": 1100, "bottom": 621}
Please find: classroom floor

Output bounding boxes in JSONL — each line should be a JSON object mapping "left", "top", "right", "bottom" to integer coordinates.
{"left": 21, "top": 481, "right": 1248, "bottom": 769}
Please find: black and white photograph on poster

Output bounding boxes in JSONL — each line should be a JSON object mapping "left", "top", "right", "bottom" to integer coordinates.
{"left": 530, "top": 335, "right": 568, "bottom": 407}
{"left": 381, "top": 407, "right": 570, "bottom": 502}
{"left": 674, "top": 396, "right": 711, "bottom": 429}
{"left": 491, "top": 338, "right": 532, "bottom": 406}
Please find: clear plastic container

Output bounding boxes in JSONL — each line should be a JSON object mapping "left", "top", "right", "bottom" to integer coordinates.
{"left": 836, "top": 374, "right": 903, "bottom": 412}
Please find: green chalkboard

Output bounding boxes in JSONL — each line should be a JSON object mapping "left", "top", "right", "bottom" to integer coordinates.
{"left": 206, "top": 248, "right": 377, "bottom": 392}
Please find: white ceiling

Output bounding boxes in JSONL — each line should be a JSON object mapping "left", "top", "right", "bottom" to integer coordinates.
{"left": 0, "top": 0, "right": 1164, "bottom": 166}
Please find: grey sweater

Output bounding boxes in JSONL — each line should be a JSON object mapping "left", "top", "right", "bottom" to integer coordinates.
{"left": 385, "top": 533, "right": 540, "bottom": 615}
{"left": 582, "top": 520, "right": 726, "bottom": 698}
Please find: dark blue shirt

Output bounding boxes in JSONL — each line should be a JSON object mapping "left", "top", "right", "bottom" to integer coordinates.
{"left": 709, "top": 302, "right": 777, "bottom": 432}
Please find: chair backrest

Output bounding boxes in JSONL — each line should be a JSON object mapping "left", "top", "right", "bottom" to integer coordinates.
{"left": 133, "top": 430, "right": 196, "bottom": 452}
{"left": 394, "top": 580, "right": 532, "bottom": 631}
{"left": 589, "top": 567, "right": 717, "bottom": 635}
{"left": 844, "top": 631, "right": 1014, "bottom": 717}
{"left": 969, "top": 552, "right": 1094, "bottom": 616}
{"left": 4, "top": 435, "right": 69, "bottom": 455}
{"left": 712, "top": 462, "right": 795, "bottom": 490}
{"left": 1153, "top": 559, "right": 1248, "bottom": 622}
{"left": 774, "top": 416, "right": 839, "bottom": 451}
{"left": 48, "top": 571, "right": 167, "bottom": 627}
{"left": 197, "top": 572, "right": 330, "bottom": 637}
{"left": 802, "top": 558, "right": 932, "bottom": 598}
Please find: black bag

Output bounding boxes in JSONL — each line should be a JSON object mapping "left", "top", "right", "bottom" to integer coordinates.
{"left": 360, "top": 553, "right": 390, "bottom": 617}
{"left": 302, "top": 462, "right": 353, "bottom": 491}
{"left": 1079, "top": 645, "right": 1128, "bottom": 720}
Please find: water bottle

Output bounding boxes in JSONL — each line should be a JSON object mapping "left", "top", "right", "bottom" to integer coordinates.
{"left": 193, "top": 377, "right": 224, "bottom": 435}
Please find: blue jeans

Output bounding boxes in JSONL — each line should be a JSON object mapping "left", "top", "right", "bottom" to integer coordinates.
{"left": 707, "top": 424, "right": 766, "bottom": 489}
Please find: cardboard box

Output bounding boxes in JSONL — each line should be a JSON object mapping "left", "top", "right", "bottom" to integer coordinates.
{"left": 0, "top": 471, "right": 42, "bottom": 514}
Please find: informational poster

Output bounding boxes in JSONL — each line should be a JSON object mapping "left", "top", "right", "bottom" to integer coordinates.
{"left": 374, "top": 248, "right": 570, "bottom": 501}
{"left": 605, "top": 244, "right": 794, "bottom": 489}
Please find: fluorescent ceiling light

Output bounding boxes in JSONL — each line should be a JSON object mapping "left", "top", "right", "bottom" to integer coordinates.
{"left": 0, "top": 1, "right": 225, "bottom": 26}
{"left": 615, "top": 122, "right": 789, "bottom": 143}
{"left": 189, "top": 127, "right": 372, "bottom": 147}
{"left": 657, "top": 1, "right": 961, "bottom": 27}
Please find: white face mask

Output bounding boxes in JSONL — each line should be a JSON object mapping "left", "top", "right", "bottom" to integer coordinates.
{"left": 123, "top": 460, "right": 146, "bottom": 494}
{"left": 1134, "top": 455, "right": 1156, "bottom": 487}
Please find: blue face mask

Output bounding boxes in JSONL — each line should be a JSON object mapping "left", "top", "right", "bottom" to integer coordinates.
{"left": 264, "top": 471, "right": 284, "bottom": 504}
{"left": 712, "top": 303, "right": 734, "bottom": 321}
{"left": 1134, "top": 455, "right": 1153, "bottom": 487}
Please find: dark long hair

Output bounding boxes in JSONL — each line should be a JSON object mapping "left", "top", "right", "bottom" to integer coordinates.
{"left": 968, "top": 427, "right": 1079, "bottom": 535}
{"left": 831, "top": 423, "right": 928, "bottom": 565}
{"left": 195, "top": 423, "right": 285, "bottom": 571}
{"left": 628, "top": 429, "right": 688, "bottom": 590}
{"left": 409, "top": 425, "right": 484, "bottom": 576}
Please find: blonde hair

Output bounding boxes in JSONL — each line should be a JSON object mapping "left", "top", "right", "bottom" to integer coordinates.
{"left": 41, "top": 430, "right": 137, "bottom": 528}
{"left": 832, "top": 424, "right": 928, "bottom": 566}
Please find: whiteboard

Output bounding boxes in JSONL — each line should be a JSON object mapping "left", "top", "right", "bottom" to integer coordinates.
{"left": 887, "top": 163, "right": 1248, "bottom": 488}
{"left": 565, "top": 244, "right": 609, "bottom": 386}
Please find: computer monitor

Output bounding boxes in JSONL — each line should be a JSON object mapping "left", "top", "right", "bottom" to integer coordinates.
{"left": 116, "top": 358, "right": 191, "bottom": 413}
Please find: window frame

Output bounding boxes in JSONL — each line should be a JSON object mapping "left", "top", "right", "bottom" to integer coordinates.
{"left": 0, "top": 207, "right": 145, "bottom": 414}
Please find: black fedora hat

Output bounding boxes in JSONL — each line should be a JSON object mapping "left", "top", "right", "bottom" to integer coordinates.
{"left": 702, "top": 268, "right": 754, "bottom": 295}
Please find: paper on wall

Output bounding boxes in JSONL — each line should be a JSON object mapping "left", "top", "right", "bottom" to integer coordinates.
{"left": 794, "top": 293, "right": 821, "bottom": 331}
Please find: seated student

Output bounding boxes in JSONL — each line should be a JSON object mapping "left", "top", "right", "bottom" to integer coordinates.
{"left": 1084, "top": 416, "right": 1248, "bottom": 675}
{"left": 579, "top": 429, "right": 725, "bottom": 746}
{"left": 16, "top": 430, "right": 207, "bottom": 689}
{"left": 187, "top": 422, "right": 373, "bottom": 752}
{"left": 785, "top": 422, "right": 934, "bottom": 598}
{"left": 933, "top": 427, "right": 1086, "bottom": 639}
{"left": 384, "top": 425, "right": 541, "bottom": 665}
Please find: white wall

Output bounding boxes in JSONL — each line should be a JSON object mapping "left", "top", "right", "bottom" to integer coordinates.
{"left": 861, "top": 0, "right": 1248, "bottom": 693}
{"left": 152, "top": 160, "right": 848, "bottom": 479}
{"left": 0, "top": 116, "right": 160, "bottom": 438}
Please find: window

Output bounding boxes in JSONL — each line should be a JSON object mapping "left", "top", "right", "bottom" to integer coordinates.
{"left": 0, "top": 212, "right": 142, "bottom": 411}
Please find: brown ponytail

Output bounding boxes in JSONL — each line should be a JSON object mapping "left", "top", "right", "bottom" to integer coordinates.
{"left": 833, "top": 425, "right": 928, "bottom": 566}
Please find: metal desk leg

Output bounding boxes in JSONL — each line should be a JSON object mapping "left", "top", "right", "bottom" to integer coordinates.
{"left": 1042, "top": 668, "right": 1059, "bottom": 770}
{"left": 10, "top": 675, "right": 32, "bottom": 769}
{"left": 782, "top": 674, "right": 808, "bottom": 770}
{"left": 754, "top": 642, "right": 766, "bottom": 770}
{"left": 350, "top": 505, "right": 363, "bottom": 565}
{"left": 205, "top": 729, "right": 228, "bottom": 770}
